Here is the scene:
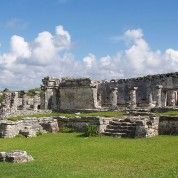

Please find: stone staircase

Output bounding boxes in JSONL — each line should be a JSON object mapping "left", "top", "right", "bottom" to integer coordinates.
{"left": 103, "top": 118, "right": 137, "bottom": 138}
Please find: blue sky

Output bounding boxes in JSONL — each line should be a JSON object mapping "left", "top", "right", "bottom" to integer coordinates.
{"left": 0, "top": 0, "right": 178, "bottom": 89}
{"left": 1, "top": 0, "right": 178, "bottom": 58}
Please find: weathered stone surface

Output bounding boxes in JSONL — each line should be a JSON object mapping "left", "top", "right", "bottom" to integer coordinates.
{"left": 0, "top": 150, "right": 33, "bottom": 163}
{"left": 57, "top": 116, "right": 101, "bottom": 132}
{"left": 0, "top": 121, "right": 19, "bottom": 138}
{"left": 109, "top": 87, "right": 118, "bottom": 110}
{"left": 0, "top": 114, "right": 161, "bottom": 139}
{"left": 129, "top": 87, "right": 138, "bottom": 109}
{"left": 0, "top": 117, "right": 59, "bottom": 138}
{"left": 159, "top": 116, "right": 178, "bottom": 135}
{"left": 102, "top": 115, "right": 159, "bottom": 138}
{"left": 2, "top": 71, "right": 178, "bottom": 117}
{"left": 19, "top": 127, "right": 37, "bottom": 137}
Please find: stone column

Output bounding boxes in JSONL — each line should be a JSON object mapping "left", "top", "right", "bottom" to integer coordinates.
{"left": 109, "top": 87, "right": 118, "bottom": 109}
{"left": 33, "top": 95, "right": 39, "bottom": 111}
{"left": 167, "top": 90, "right": 176, "bottom": 107}
{"left": 129, "top": 87, "right": 138, "bottom": 109}
{"left": 51, "top": 88, "right": 58, "bottom": 110}
{"left": 156, "top": 85, "right": 163, "bottom": 107}
{"left": 97, "top": 92, "right": 102, "bottom": 108}
{"left": 11, "top": 92, "right": 18, "bottom": 113}
{"left": 92, "top": 86, "right": 98, "bottom": 108}
{"left": 3, "top": 91, "right": 11, "bottom": 115}
{"left": 148, "top": 92, "right": 154, "bottom": 108}
{"left": 22, "top": 92, "right": 27, "bottom": 110}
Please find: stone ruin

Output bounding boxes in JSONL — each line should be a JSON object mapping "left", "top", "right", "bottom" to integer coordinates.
{"left": 0, "top": 89, "right": 41, "bottom": 118}
{"left": 0, "top": 150, "right": 33, "bottom": 163}
{"left": 1, "top": 72, "right": 178, "bottom": 116}
{"left": 0, "top": 72, "right": 178, "bottom": 139}
{"left": 40, "top": 72, "right": 178, "bottom": 111}
{"left": 0, "top": 117, "right": 59, "bottom": 138}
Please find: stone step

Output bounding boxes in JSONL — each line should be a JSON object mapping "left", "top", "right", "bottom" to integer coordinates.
{"left": 106, "top": 125, "right": 136, "bottom": 130}
{"left": 109, "top": 121, "right": 136, "bottom": 126}
{"left": 119, "top": 119, "right": 133, "bottom": 122}
{"left": 102, "top": 132, "right": 127, "bottom": 137}
{"left": 105, "top": 128, "right": 135, "bottom": 134}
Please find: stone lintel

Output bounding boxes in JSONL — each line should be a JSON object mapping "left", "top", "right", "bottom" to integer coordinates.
{"left": 156, "top": 85, "right": 163, "bottom": 89}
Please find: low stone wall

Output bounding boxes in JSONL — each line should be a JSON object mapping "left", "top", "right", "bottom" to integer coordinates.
{"left": 133, "top": 116, "right": 159, "bottom": 138}
{"left": 0, "top": 116, "right": 111, "bottom": 138}
{"left": 0, "top": 115, "right": 160, "bottom": 138}
{"left": 0, "top": 117, "right": 59, "bottom": 138}
{"left": 159, "top": 116, "right": 178, "bottom": 135}
{"left": 1, "top": 109, "right": 52, "bottom": 120}
{"left": 56, "top": 116, "right": 111, "bottom": 133}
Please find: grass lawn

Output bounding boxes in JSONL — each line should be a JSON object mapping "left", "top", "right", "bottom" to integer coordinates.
{"left": 158, "top": 110, "right": 178, "bottom": 117}
{"left": 0, "top": 133, "right": 178, "bottom": 178}
{"left": 7, "top": 111, "right": 124, "bottom": 121}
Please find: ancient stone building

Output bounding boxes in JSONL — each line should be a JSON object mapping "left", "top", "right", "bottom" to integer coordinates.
{"left": 0, "top": 89, "right": 41, "bottom": 118}
{"left": 41, "top": 77, "right": 102, "bottom": 111}
{"left": 1, "top": 71, "right": 178, "bottom": 117}
{"left": 41, "top": 72, "right": 178, "bottom": 111}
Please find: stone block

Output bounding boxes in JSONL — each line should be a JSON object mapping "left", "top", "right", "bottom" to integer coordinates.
{"left": 0, "top": 150, "right": 33, "bottom": 163}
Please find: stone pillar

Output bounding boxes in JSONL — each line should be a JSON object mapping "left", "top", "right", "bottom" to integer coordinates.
{"left": 167, "top": 90, "right": 176, "bottom": 107}
{"left": 33, "top": 95, "right": 39, "bottom": 111}
{"left": 41, "top": 77, "right": 60, "bottom": 110}
{"left": 22, "top": 92, "right": 27, "bottom": 110}
{"left": 156, "top": 85, "right": 163, "bottom": 107}
{"left": 11, "top": 92, "right": 18, "bottom": 113}
{"left": 97, "top": 92, "right": 102, "bottom": 108}
{"left": 148, "top": 92, "right": 154, "bottom": 108}
{"left": 92, "top": 86, "right": 98, "bottom": 108}
{"left": 51, "top": 88, "right": 58, "bottom": 110}
{"left": 109, "top": 87, "right": 118, "bottom": 109}
{"left": 129, "top": 87, "right": 138, "bottom": 109}
{"left": 3, "top": 91, "right": 11, "bottom": 115}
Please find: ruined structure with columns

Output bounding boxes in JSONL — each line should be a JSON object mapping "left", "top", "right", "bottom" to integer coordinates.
{"left": 39, "top": 72, "right": 178, "bottom": 111}
{"left": 2, "top": 72, "right": 178, "bottom": 117}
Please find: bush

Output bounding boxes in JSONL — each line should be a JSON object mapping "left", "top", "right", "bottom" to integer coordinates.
{"left": 26, "top": 88, "right": 41, "bottom": 97}
{"left": 84, "top": 124, "right": 98, "bottom": 137}
{"left": 60, "top": 127, "right": 74, "bottom": 133}
{"left": 36, "top": 131, "right": 44, "bottom": 136}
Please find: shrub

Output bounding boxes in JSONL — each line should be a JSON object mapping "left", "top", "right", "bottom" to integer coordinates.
{"left": 15, "top": 134, "right": 25, "bottom": 138}
{"left": 60, "top": 127, "right": 74, "bottom": 133}
{"left": 36, "top": 131, "right": 44, "bottom": 136}
{"left": 84, "top": 124, "right": 98, "bottom": 137}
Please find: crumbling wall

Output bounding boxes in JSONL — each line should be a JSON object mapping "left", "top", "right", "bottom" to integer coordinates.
{"left": 101, "top": 72, "right": 178, "bottom": 108}
{"left": 57, "top": 116, "right": 110, "bottom": 132}
{"left": 0, "top": 117, "right": 59, "bottom": 138}
{"left": 41, "top": 77, "right": 60, "bottom": 110}
{"left": 59, "top": 78, "right": 100, "bottom": 110}
{"left": 159, "top": 116, "right": 178, "bottom": 135}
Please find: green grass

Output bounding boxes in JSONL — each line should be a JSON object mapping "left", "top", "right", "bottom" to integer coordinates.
{"left": 7, "top": 111, "right": 124, "bottom": 121}
{"left": 0, "top": 134, "right": 178, "bottom": 178}
{"left": 158, "top": 110, "right": 178, "bottom": 116}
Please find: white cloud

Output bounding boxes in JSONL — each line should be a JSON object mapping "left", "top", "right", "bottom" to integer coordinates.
{"left": 11, "top": 35, "right": 31, "bottom": 59}
{"left": 32, "top": 31, "right": 56, "bottom": 65}
{"left": 0, "top": 26, "right": 178, "bottom": 89}
{"left": 83, "top": 53, "right": 96, "bottom": 68}
{"left": 124, "top": 29, "right": 143, "bottom": 41}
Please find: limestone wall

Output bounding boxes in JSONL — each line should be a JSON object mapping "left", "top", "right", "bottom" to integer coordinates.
{"left": 0, "top": 115, "right": 160, "bottom": 138}
{"left": 59, "top": 78, "right": 100, "bottom": 110}
{"left": 59, "top": 87, "right": 96, "bottom": 110}
{"left": 159, "top": 116, "right": 178, "bottom": 135}
{"left": 56, "top": 116, "right": 110, "bottom": 132}
{"left": 101, "top": 72, "right": 178, "bottom": 108}
{"left": 0, "top": 118, "right": 59, "bottom": 138}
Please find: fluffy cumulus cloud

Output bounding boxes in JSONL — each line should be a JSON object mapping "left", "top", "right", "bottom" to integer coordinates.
{"left": 1, "top": 25, "right": 178, "bottom": 89}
